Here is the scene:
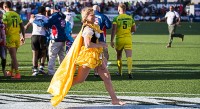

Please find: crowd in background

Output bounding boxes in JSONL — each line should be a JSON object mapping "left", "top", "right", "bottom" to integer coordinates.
{"left": 11, "top": 0, "right": 191, "bottom": 21}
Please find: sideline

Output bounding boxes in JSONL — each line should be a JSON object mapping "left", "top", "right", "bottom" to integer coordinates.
{"left": 0, "top": 89, "right": 200, "bottom": 96}
{"left": 0, "top": 94, "right": 200, "bottom": 109}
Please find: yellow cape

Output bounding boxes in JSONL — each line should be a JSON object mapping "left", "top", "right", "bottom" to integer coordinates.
{"left": 47, "top": 26, "right": 84, "bottom": 106}
{"left": 47, "top": 24, "right": 102, "bottom": 106}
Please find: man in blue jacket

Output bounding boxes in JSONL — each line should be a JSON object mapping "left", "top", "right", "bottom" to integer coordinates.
{"left": 33, "top": 5, "right": 67, "bottom": 75}
{"left": 93, "top": 5, "right": 112, "bottom": 77}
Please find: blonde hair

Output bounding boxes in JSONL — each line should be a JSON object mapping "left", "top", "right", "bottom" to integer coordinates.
{"left": 81, "top": 7, "right": 94, "bottom": 23}
{"left": 118, "top": 3, "right": 126, "bottom": 11}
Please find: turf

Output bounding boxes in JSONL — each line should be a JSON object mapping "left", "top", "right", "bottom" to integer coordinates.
{"left": 0, "top": 22, "right": 199, "bottom": 98}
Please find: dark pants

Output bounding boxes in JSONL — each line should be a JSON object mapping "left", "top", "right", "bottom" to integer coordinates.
{"left": 168, "top": 25, "right": 183, "bottom": 45}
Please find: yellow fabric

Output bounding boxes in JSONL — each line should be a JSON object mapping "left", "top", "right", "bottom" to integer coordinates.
{"left": 76, "top": 23, "right": 103, "bottom": 68}
{"left": 3, "top": 11, "right": 22, "bottom": 36}
{"left": 76, "top": 46, "right": 103, "bottom": 69}
{"left": 127, "top": 57, "right": 132, "bottom": 74}
{"left": 6, "top": 37, "right": 20, "bottom": 48}
{"left": 84, "top": 23, "right": 103, "bottom": 33}
{"left": 3, "top": 11, "right": 22, "bottom": 48}
{"left": 47, "top": 26, "right": 84, "bottom": 106}
{"left": 115, "top": 36, "right": 132, "bottom": 50}
{"left": 47, "top": 24, "right": 103, "bottom": 107}
{"left": 117, "top": 59, "right": 122, "bottom": 75}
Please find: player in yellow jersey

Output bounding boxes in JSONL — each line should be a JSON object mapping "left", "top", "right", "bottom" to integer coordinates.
{"left": 110, "top": 3, "right": 136, "bottom": 79}
{"left": 3, "top": 1, "right": 25, "bottom": 79}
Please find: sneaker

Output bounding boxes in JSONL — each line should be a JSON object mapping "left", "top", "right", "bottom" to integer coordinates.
{"left": 181, "top": 34, "right": 184, "bottom": 42}
{"left": 107, "top": 62, "right": 112, "bottom": 68}
{"left": 166, "top": 45, "right": 171, "bottom": 48}
{"left": 3, "top": 70, "right": 7, "bottom": 77}
{"left": 47, "top": 73, "right": 54, "bottom": 77}
{"left": 32, "top": 69, "right": 39, "bottom": 76}
{"left": 128, "top": 74, "right": 133, "bottom": 79}
{"left": 6, "top": 71, "right": 13, "bottom": 76}
{"left": 11, "top": 73, "right": 21, "bottom": 79}
{"left": 94, "top": 73, "right": 99, "bottom": 78}
{"left": 39, "top": 68, "right": 46, "bottom": 75}
{"left": 115, "top": 72, "right": 122, "bottom": 76}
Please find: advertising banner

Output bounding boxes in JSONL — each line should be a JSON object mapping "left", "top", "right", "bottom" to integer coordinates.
{"left": 194, "top": 5, "right": 200, "bottom": 22}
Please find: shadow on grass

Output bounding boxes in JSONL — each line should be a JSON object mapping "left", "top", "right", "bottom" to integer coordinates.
{"left": 0, "top": 75, "right": 53, "bottom": 83}
{"left": 104, "top": 63, "right": 200, "bottom": 80}
{"left": 0, "top": 63, "right": 199, "bottom": 82}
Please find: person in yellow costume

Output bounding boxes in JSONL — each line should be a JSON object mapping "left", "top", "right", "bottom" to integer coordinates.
{"left": 110, "top": 3, "right": 136, "bottom": 79}
{"left": 47, "top": 7, "right": 126, "bottom": 106}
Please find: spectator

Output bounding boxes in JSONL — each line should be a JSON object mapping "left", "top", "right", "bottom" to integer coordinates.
{"left": 93, "top": 5, "right": 112, "bottom": 77}
{"left": 24, "top": 6, "right": 48, "bottom": 76}
{"left": 65, "top": 21, "right": 74, "bottom": 54}
{"left": 164, "top": 6, "right": 184, "bottom": 48}
{"left": 0, "top": 2, "right": 5, "bottom": 14}
{"left": 110, "top": 3, "right": 136, "bottom": 79}
{"left": 34, "top": 5, "right": 67, "bottom": 76}
{"left": 3, "top": 1, "right": 25, "bottom": 79}
{"left": 189, "top": 13, "right": 194, "bottom": 23}
{"left": 63, "top": 7, "right": 76, "bottom": 54}
{"left": 63, "top": 7, "right": 79, "bottom": 31}
{"left": 0, "top": 10, "right": 6, "bottom": 76}
{"left": 26, "top": 4, "right": 32, "bottom": 20}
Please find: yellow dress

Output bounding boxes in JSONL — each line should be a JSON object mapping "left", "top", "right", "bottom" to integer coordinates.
{"left": 47, "top": 23, "right": 103, "bottom": 106}
{"left": 76, "top": 25, "right": 103, "bottom": 68}
{"left": 76, "top": 46, "right": 103, "bottom": 68}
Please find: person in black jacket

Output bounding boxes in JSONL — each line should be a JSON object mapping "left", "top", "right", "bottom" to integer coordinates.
{"left": 93, "top": 5, "right": 112, "bottom": 77}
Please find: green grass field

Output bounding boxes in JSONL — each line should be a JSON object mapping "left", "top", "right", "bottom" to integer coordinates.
{"left": 0, "top": 22, "right": 199, "bottom": 98}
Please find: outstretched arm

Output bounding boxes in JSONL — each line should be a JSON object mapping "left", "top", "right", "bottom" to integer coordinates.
{"left": 156, "top": 17, "right": 167, "bottom": 22}
{"left": 24, "top": 22, "right": 31, "bottom": 31}
{"left": 24, "top": 14, "right": 34, "bottom": 30}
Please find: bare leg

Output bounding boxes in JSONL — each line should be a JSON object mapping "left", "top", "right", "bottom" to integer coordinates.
{"left": 72, "top": 66, "right": 90, "bottom": 86}
{"left": 94, "top": 48, "right": 109, "bottom": 76}
{"left": 40, "top": 50, "right": 46, "bottom": 65}
{"left": 103, "top": 48, "right": 109, "bottom": 66}
{"left": 32, "top": 50, "right": 38, "bottom": 67}
{"left": 8, "top": 47, "right": 18, "bottom": 71}
{"left": 97, "top": 59, "right": 126, "bottom": 105}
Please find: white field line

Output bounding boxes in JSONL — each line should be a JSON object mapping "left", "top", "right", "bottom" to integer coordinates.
{"left": 0, "top": 89, "right": 200, "bottom": 96}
